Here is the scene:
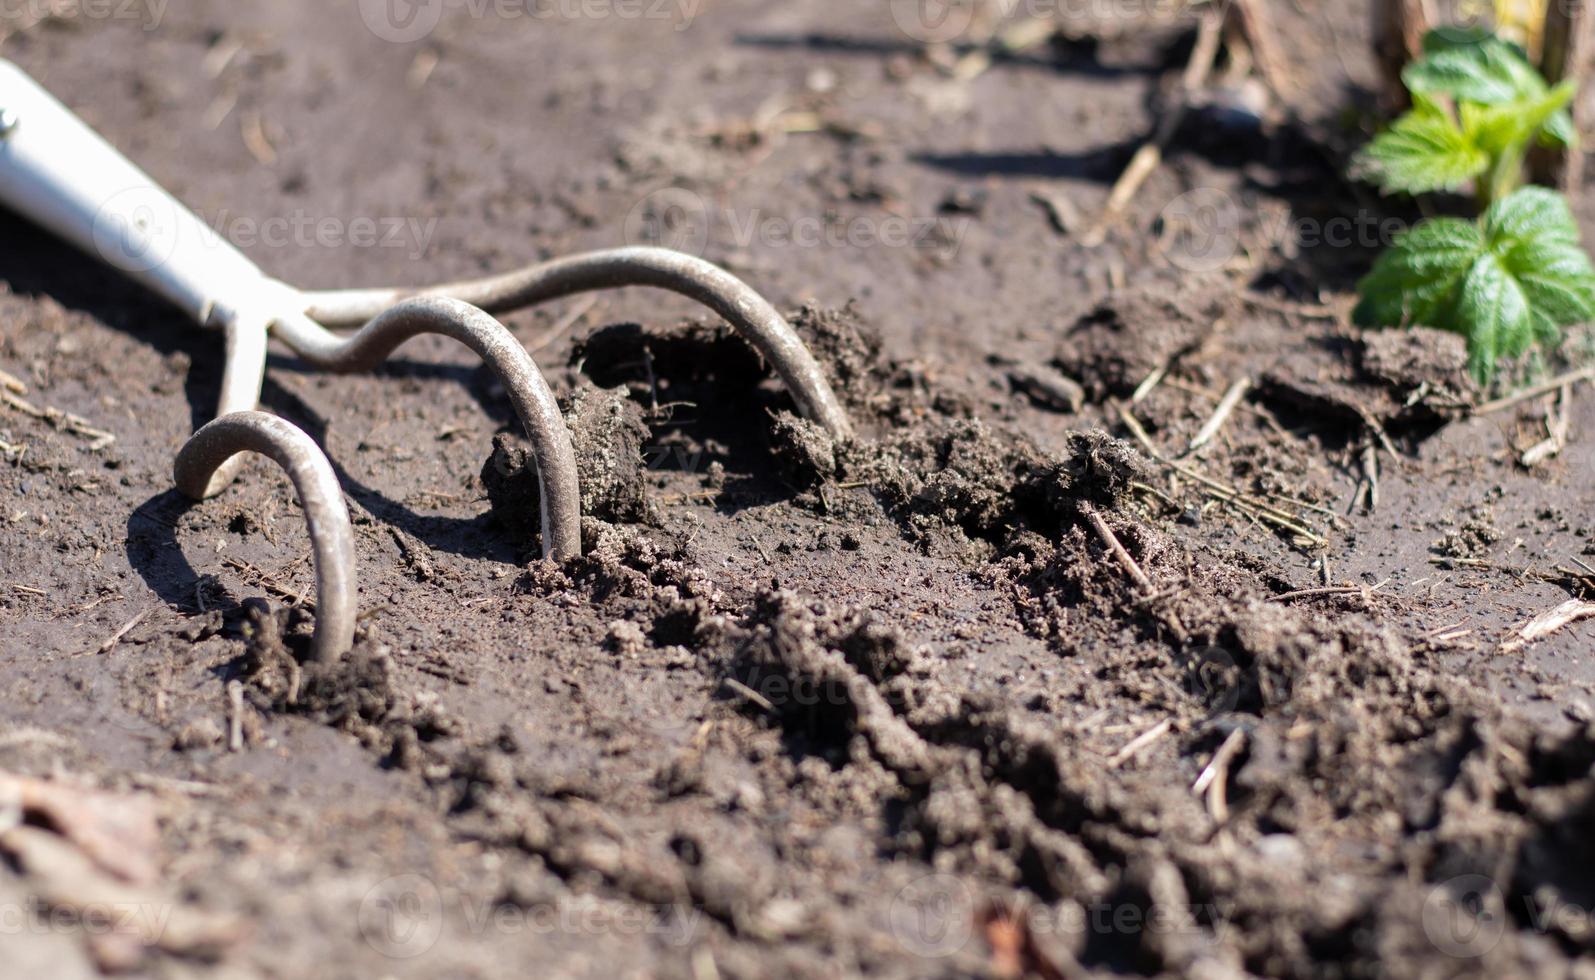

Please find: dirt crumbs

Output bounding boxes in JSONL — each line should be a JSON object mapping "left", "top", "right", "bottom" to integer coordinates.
{"left": 484, "top": 382, "right": 657, "bottom": 534}
{"left": 331, "top": 304, "right": 1595, "bottom": 976}
{"left": 13, "top": 288, "right": 1595, "bottom": 977}
{"left": 1359, "top": 327, "right": 1477, "bottom": 411}
{"left": 1054, "top": 288, "right": 1227, "bottom": 403}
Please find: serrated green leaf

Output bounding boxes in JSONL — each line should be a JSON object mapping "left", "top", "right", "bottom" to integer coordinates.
{"left": 1358, "top": 31, "right": 1593, "bottom": 384}
{"left": 1486, "top": 188, "right": 1595, "bottom": 348}
{"left": 1360, "top": 30, "right": 1580, "bottom": 205}
{"left": 1462, "top": 79, "right": 1576, "bottom": 154}
{"left": 1352, "top": 95, "right": 1488, "bottom": 195}
{"left": 1354, "top": 218, "right": 1484, "bottom": 326}
{"left": 1357, "top": 187, "right": 1595, "bottom": 384}
{"left": 1481, "top": 185, "right": 1579, "bottom": 245}
{"left": 1541, "top": 107, "right": 1578, "bottom": 148}
{"left": 1454, "top": 252, "right": 1533, "bottom": 379}
{"left": 1404, "top": 33, "right": 1544, "bottom": 106}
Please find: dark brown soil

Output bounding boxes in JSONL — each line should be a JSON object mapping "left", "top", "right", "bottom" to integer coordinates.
{"left": 3, "top": 2, "right": 1595, "bottom": 978}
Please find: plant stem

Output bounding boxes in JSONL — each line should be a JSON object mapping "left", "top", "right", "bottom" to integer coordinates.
{"left": 1482, "top": 147, "right": 1526, "bottom": 210}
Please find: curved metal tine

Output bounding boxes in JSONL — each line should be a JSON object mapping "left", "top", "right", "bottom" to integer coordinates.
{"left": 174, "top": 411, "right": 357, "bottom": 665}
{"left": 269, "top": 296, "right": 582, "bottom": 561}
{"left": 298, "top": 247, "right": 854, "bottom": 441}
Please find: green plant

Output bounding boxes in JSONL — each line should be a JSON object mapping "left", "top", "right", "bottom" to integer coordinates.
{"left": 1355, "top": 29, "right": 1575, "bottom": 207}
{"left": 1351, "top": 28, "right": 1595, "bottom": 384}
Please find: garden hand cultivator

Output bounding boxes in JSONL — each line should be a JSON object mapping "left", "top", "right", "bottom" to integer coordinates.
{"left": 0, "top": 59, "right": 850, "bottom": 662}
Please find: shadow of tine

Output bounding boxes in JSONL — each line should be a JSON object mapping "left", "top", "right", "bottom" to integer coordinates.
{"left": 271, "top": 296, "right": 582, "bottom": 561}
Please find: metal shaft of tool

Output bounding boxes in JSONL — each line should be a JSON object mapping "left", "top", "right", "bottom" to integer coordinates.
{"left": 299, "top": 247, "right": 854, "bottom": 441}
{"left": 270, "top": 296, "right": 582, "bottom": 561}
{"left": 174, "top": 411, "right": 357, "bottom": 664}
{"left": 190, "top": 314, "right": 274, "bottom": 498}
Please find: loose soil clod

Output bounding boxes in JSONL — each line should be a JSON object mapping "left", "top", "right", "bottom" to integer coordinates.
{"left": 485, "top": 382, "right": 657, "bottom": 535}
{"left": 1053, "top": 288, "right": 1225, "bottom": 402}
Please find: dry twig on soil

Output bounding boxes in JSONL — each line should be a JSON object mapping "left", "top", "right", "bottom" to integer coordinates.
{"left": 1120, "top": 407, "right": 1328, "bottom": 549}
{"left": 1502, "top": 599, "right": 1595, "bottom": 654}
{"left": 1268, "top": 579, "right": 1391, "bottom": 604}
{"left": 226, "top": 681, "right": 245, "bottom": 752}
{"left": 0, "top": 389, "right": 116, "bottom": 449}
{"left": 1192, "top": 728, "right": 1246, "bottom": 822}
{"left": 1474, "top": 362, "right": 1595, "bottom": 415}
{"left": 1082, "top": 10, "right": 1223, "bottom": 246}
{"left": 1080, "top": 500, "right": 1189, "bottom": 641}
{"left": 1187, "top": 377, "right": 1251, "bottom": 453}
{"left": 1110, "top": 718, "right": 1173, "bottom": 768}
{"left": 1223, "top": 0, "right": 1292, "bottom": 97}
{"left": 1428, "top": 555, "right": 1595, "bottom": 596}
{"left": 222, "top": 557, "right": 313, "bottom": 609}
{"left": 1519, "top": 383, "right": 1572, "bottom": 467}
{"left": 88, "top": 608, "right": 152, "bottom": 656}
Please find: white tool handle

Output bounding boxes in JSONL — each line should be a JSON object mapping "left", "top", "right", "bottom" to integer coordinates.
{"left": 0, "top": 58, "right": 286, "bottom": 329}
